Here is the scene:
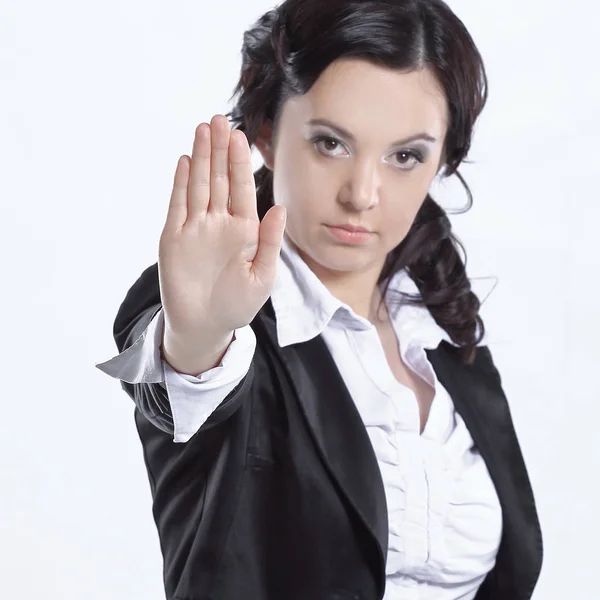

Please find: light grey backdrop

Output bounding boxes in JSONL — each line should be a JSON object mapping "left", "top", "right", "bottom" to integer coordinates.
{"left": 1, "top": 0, "right": 598, "bottom": 598}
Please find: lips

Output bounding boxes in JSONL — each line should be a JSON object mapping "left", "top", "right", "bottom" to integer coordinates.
{"left": 325, "top": 224, "right": 373, "bottom": 244}
{"left": 329, "top": 224, "right": 371, "bottom": 233}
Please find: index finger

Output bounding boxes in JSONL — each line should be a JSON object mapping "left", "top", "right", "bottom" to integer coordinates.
{"left": 229, "top": 130, "right": 258, "bottom": 220}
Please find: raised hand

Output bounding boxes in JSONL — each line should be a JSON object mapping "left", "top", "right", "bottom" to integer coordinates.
{"left": 158, "top": 114, "right": 286, "bottom": 347}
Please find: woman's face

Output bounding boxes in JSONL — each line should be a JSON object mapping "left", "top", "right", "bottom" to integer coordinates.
{"left": 257, "top": 57, "right": 449, "bottom": 286}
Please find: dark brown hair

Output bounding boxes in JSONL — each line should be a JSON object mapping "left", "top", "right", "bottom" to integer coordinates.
{"left": 226, "top": 0, "right": 489, "bottom": 364}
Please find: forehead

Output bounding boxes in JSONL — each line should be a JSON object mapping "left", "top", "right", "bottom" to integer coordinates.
{"left": 281, "top": 58, "right": 448, "bottom": 138}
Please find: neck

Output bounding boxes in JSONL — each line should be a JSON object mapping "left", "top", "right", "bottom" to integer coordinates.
{"left": 301, "top": 258, "right": 388, "bottom": 324}
{"left": 284, "top": 234, "right": 390, "bottom": 324}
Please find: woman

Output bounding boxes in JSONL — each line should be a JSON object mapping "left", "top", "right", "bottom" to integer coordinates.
{"left": 96, "top": 0, "right": 543, "bottom": 598}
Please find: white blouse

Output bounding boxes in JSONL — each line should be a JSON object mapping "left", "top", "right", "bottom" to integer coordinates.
{"left": 96, "top": 235, "right": 503, "bottom": 600}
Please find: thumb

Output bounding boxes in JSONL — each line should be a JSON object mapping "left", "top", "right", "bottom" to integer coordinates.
{"left": 251, "top": 205, "right": 287, "bottom": 285}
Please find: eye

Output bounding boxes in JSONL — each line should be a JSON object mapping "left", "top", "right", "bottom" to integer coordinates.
{"left": 312, "top": 135, "right": 348, "bottom": 157}
{"left": 388, "top": 150, "right": 424, "bottom": 171}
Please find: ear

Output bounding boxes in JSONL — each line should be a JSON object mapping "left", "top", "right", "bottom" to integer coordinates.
{"left": 254, "top": 120, "right": 275, "bottom": 171}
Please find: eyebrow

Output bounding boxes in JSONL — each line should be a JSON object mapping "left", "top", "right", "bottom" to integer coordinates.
{"left": 306, "top": 118, "right": 438, "bottom": 146}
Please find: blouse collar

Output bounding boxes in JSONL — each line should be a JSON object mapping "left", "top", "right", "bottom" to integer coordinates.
{"left": 270, "top": 235, "right": 471, "bottom": 350}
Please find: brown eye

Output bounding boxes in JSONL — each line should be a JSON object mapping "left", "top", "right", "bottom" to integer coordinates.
{"left": 312, "top": 135, "right": 347, "bottom": 157}
{"left": 323, "top": 139, "right": 339, "bottom": 151}
{"left": 389, "top": 149, "right": 424, "bottom": 171}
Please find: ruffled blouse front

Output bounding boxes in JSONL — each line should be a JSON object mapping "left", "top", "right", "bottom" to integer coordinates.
{"left": 270, "top": 236, "right": 504, "bottom": 600}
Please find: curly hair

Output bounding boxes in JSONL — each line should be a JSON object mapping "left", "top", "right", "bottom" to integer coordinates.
{"left": 226, "top": 0, "right": 489, "bottom": 365}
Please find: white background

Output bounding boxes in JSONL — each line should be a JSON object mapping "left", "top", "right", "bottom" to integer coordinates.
{"left": 1, "top": 0, "right": 598, "bottom": 598}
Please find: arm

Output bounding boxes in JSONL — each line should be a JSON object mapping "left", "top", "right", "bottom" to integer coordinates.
{"left": 96, "top": 263, "right": 256, "bottom": 441}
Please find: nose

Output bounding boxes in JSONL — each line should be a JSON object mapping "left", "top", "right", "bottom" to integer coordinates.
{"left": 339, "top": 158, "right": 380, "bottom": 211}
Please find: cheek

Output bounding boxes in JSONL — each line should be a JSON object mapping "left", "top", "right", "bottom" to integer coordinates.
{"left": 380, "top": 183, "right": 428, "bottom": 237}
{"left": 274, "top": 147, "right": 334, "bottom": 212}
{"left": 273, "top": 144, "right": 305, "bottom": 198}
{"left": 274, "top": 171, "right": 322, "bottom": 218}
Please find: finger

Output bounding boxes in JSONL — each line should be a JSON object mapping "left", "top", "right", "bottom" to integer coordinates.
{"left": 165, "top": 155, "right": 191, "bottom": 231}
{"left": 229, "top": 130, "right": 258, "bottom": 220}
{"left": 208, "top": 114, "right": 231, "bottom": 213}
{"left": 251, "top": 205, "right": 287, "bottom": 286}
{"left": 187, "top": 122, "right": 211, "bottom": 220}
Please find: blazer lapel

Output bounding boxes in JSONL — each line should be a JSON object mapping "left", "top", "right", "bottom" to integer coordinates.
{"left": 258, "top": 300, "right": 389, "bottom": 598}
{"left": 425, "top": 342, "right": 543, "bottom": 599}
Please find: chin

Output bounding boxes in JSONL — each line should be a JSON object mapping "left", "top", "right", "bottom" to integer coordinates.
{"left": 311, "top": 246, "right": 377, "bottom": 273}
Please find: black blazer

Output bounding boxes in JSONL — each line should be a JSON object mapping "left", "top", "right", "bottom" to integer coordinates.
{"left": 112, "top": 263, "right": 543, "bottom": 600}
